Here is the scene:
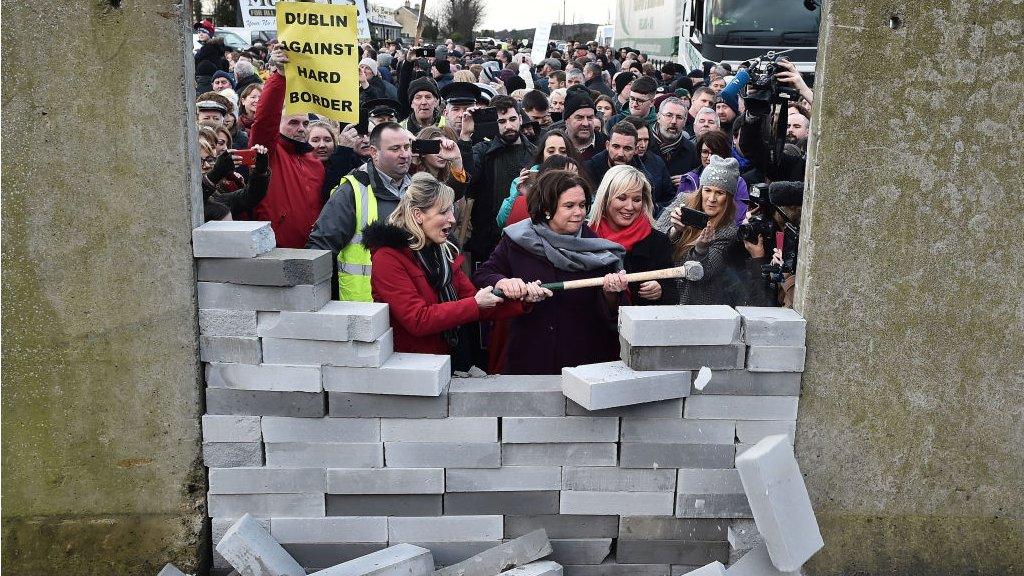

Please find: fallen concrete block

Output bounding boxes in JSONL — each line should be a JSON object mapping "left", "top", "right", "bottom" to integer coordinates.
{"left": 206, "top": 363, "right": 322, "bottom": 393}
{"left": 621, "top": 340, "right": 745, "bottom": 371}
{"left": 200, "top": 309, "right": 259, "bottom": 337}
{"left": 412, "top": 542, "right": 502, "bottom": 568}
{"left": 201, "top": 336, "right": 262, "bottom": 364}
{"left": 209, "top": 467, "right": 325, "bottom": 494}
{"left": 258, "top": 301, "right": 390, "bottom": 342}
{"left": 194, "top": 220, "right": 275, "bottom": 258}
{"left": 382, "top": 417, "right": 497, "bottom": 443}
{"left": 619, "top": 419, "right": 734, "bottom": 444}
{"left": 565, "top": 398, "right": 683, "bottom": 418}
{"left": 614, "top": 540, "right": 729, "bottom": 566}
{"left": 329, "top": 390, "right": 449, "bottom": 418}
{"left": 745, "top": 347, "right": 806, "bottom": 373}
{"left": 197, "top": 281, "right": 330, "bottom": 312}
{"left": 208, "top": 494, "right": 325, "bottom": 518}
{"left": 735, "top": 421, "right": 796, "bottom": 445}
{"left": 446, "top": 466, "right": 561, "bottom": 492}
{"left": 560, "top": 491, "right": 673, "bottom": 516}
{"left": 206, "top": 389, "right": 326, "bottom": 418}
{"left": 212, "top": 517, "right": 271, "bottom": 571}
{"left": 735, "top": 307, "right": 805, "bottom": 347}
{"left": 284, "top": 543, "right": 390, "bottom": 572}
{"left": 157, "top": 563, "right": 188, "bottom": 576}
{"left": 324, "top": 353, "right": 451, "bottom": 396}
{"left": 688, "top": 370, "right": 801, "bottom": 396}
{"left": 735, "top": 435, "right": 822, "bottom": 571}
{"left": 727, "top": 519, "right": 763, "bottom": 564}
{"left": 562, "top": 361, "right": 689, "bottom": 410}
{"left": 385, "top": 442, "right": 500, "bottom": 468}
{"left": 549, "top": 539, "right": 612, "bottom": 565}
{"left": 676, "top": 469, "right": 751, "bottom": 519}
{"left": 262, "top": 330, "right": 393, "bottom": 367}
{"left": 502, "top": 417, "right": 619, "bottom": 443}
{"left": 327, "top": 494, "right": 442, "bottom": 516}
{"left": 261, "top": 416, "right": 379, "bottom": 442}
{"left": 684, "top": 396, "right": 798, "bottom": 421}
{"left": 203, "top": 442, "right": 264, "bottom": 468}
{"left": 674, "top": 562, "right": 726, "bottom": 576}
{"left": 505, "top": 515, "right": 618, "bottom": 539}
{"left": 388, "top": 516, "right": 503, "bottom": 542}
{"left": 617, "top": 517, "right": 727, "bottom": 542}
{"left": 563, "top": 561, "right": 668, "bottom": 576}
{"left": 272, "top": 517, "right": 388, "bottom": 544}
{"left": 213, "top": 513, "right": 307, "bottom": 576}
{"left": 328, "top": 468, "right": 444, "bottom": 494}
{"left": 500, "top": 561, "right": 564, "bottom": 576}
{"left": 198, "top": 248, "right": 332, "bottom": 286}
{"left": 723, "top": 543, "right": 801, "bottom": 575}
{"left": 670, "top": 567, "right": 704, "bottom": 576}
{"left": 618, "top": 443, "right": 734, "bottom": 469}
{"left": 202, "top": 414, "right": 261, "bottom": 443}
{"left": 265, "top": 442, "right": 383, "bottom": 468}
{"left": 501, "top": 443, "right": 617, "bottom": 467}
{"left": 308, "top": 542, "right": 434, "bottom": 576}
{"left": 561, "top": 467, "right": 675, "bottom": 492}
{"left": 444, "top": 491, "right": 560, "bottom": 515}
{"left": 450, "top": 376, "right": 566, "bottom": 417}
{"left": 619, "top": 306, "right": 740, "bottom": 346}
{"left": 433, "top": 529, "right": 552, "bottom": 576}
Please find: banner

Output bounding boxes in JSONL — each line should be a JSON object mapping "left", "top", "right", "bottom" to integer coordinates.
{"left": 243, "top": 0, "right": 371, "bottom": 39}
{"left": 531, "top": 21, "right": 552, "bottom": 64}
{"left": 278, "top": 2, "right": 360, "bottom": 123}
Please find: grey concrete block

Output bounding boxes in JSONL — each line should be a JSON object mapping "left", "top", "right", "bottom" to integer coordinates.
{"left": 265, "top": 442, "right": 383, "bottom": 468}
{"left": 444, "top": 491, "right": 560, "bottom": 515}
{"left": 213, "top": 516, "right": 273, "bottom": 571}
{"left": 412, "top": 542, "right": 501, "bottom": 568}
{"left": 562, "top": 361, "right": 689, "bottom": 410}
{"left": 157, "top": 563, "right": 188, "bottom": 576}
{"left": 327, "top": 494, "right": 442, "bottom": 516}
{"left": 200, "top": 309, "right": 259, "bottom": 337}
{"left": 559, "top": 491, "right": 674, "bottom": 516}
{"left": 193, "top": 220, "right": 276, "bottom": 258}
{"left": 735, "top": 306, "right": 806, "bottom": 347}
{"left": 563, "top": 561, "right": 670, "bottom": 576}
{"left": 203, "top": 442, "right": 264, "bottom": 468}
{"left": 215, "top": 513, "right": 305, "bottom": 576}
{"left": 549, "top": 539, "right": 612, "bottom": 565}
{"left": 209, "top": 467, "right": 325, "bottom": 494}
{"left": 327, "top": 468, "right": 444, "bottom": 494}
{"left": 209, "top": 494, "right": 325, "bottom": 518}
{"left": 566, "top": 398, "right": 684, "bottom": 418}
{"left": 505, "top": 515, "right": 619, "bottom": 539}
{"left": 307, "top": 543, "right": 434, "bottom": 576}
{"left": 676, "top": 469, "right": 752, "bottom": 519}
{"left": 614, "top": 540, "right": 729, "bottom": 566}
{"left": 262, "top": 330, "right": 393, "bottom": 367}
{"left": 385, "top": 442, "right": 499, "bottom": 468}
{"left": 272, "top": 517, "right": 388, "bottom": 543}
{"left": 618, "top": 443, "right": 735, "bottom": 469}
{"left": 206, "top": 388, "right": 326, "bottom": 418}
{"left": 258, "top": 301, "right": 391, "bottom": 344}
{"left": 446, "top": 466, "right": 561, "bottom": 492}
{"left": 724, "top": 543, "right": 801, "bottom": 576}
{"left": 283, "top": 543, "right": 389, "bottom": 572}
{"left": 683, "top": 396, "right": 799, "bottom": 421}
{"left": 206, "top": 363, "right": 322, "bottom": 392}
{"left": 381, "top": 417, "right": 497, "bottom": 443}
{"left": 735, "top": 435, "right": 822, "bottom": 571}
{"left": 501, "top": 561, "right": 564, "bottom": 576}
{"left": 745, "top": 347, "right": 806, "bottom": 373}
{"left": 329, "top": 390, "right": 449, "bottom": 418}
{"left": 502, "top": 417, "right": 619, "bottom": 444}
{"left": 620, "top": 419, "right": 735, "bottom": 444}
{"left": 621, "top": 339, "right": 746, "bottom": 371}
{"left": 619, "top": 305, "right": 741, "bottom": 346}
{"left": 561, "top": 467, "right": 676, "bottom": 492}
{"left": 388, "top": 516, "right": 503, "bottom": 542}
{"left": 434, "top": 529, "right": 553, "bottom": 576}
{"left": 734, "top": 421, "right": 796, "bottom": 445}
{"left": 727, "top": 519, "right": 762, "bottom": 554}
{"left": 261, "top": 416, "right": 380, "bottom": 442}
{"left": 324, "top": 353, "right": 451, "bottom": 396}
{"left": 198, "top": 248, "right": 332, "bottom": 286}
{"left": 197, "top": 281, "right": 330, "bottom": 312}
{"left": 669, "top": 567, "right": 706, "bottom": 576}
{"left": 203, "top": 414, "right": 262, "bottom": 443}
{"left": 689, "top": 370, "right": 801, "bottom": 396}
{"left": 672, "top": 562, "right": 726, "bottom": 576}
{"left": 449, "top": 376, "right": 566, "bottom": 417}
{"left": 501, "top": 443, "right": 617, "bottom": 467}
{"left": 201, "top": 336, "right": 263, "bottom": 364}
{"left": 618, "top": 517, "right": 728, "bottom": 542}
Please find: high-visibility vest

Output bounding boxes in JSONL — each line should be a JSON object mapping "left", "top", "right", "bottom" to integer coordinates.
{"left": 334, "top": 173, "right": 378, "bottom": 302}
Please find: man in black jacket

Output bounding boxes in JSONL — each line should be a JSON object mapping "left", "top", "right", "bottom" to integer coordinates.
{"left": 650, "top": 96, "right": 700, "bottom": 186}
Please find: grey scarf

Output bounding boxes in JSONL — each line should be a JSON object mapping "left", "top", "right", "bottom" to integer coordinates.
{"left": 505, "top": 220, "right": 625, "bottom": 272}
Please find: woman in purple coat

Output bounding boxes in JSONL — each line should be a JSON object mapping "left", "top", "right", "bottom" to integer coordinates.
{"left": 474, "top": 170, "right": 629, "bottom": 375}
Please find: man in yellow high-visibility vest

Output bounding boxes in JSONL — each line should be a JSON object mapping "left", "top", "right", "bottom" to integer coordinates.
{"left": 306, "top": 122, "right": 413, "bottom": 301}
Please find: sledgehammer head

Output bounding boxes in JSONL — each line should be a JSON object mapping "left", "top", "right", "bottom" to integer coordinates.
{"left": 684, "top": 260, "right": 704, "bottom": 281}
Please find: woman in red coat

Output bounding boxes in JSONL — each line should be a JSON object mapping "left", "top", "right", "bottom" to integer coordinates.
{"left": 362, "top": 172, "right": 531, "bottom": 371}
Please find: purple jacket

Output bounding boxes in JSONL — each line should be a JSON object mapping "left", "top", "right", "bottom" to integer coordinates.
{"left": 677, "top": 168, "right": 750, "bottom": 225}
{"left": 473, "top": 228, "right": 621, "bottom": 375}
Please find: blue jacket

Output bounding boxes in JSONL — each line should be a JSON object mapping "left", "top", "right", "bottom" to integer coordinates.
{"left": 586, "top": 151, "right": 675, "bottom": 218}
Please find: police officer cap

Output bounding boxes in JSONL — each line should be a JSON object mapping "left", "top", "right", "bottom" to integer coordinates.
{"left": 364, "top": 98, "right": 401, "bottom": 118}
{"left": 439, "top": 82, "right": 483, "bottom": 106}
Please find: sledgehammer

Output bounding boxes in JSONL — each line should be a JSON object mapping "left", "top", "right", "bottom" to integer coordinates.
{"left": 490, "top": 261, "right": 704, "bottom": 299}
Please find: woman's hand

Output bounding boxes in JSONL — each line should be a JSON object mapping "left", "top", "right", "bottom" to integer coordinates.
{"left": 524, "top": 280, "right": 553, "bottom": 303}
{"left": 771, "top": 247, "right": 783, "bottom": 267}
{"left": 695, "top": 225, "right": 716, "bottom": 252}
{"left": 743, "top": 233, "right": 765, "bottom": 258}
{"left": 474, "top": 286, "right": 504, "bottom": 309}
{"left": 494, "top": 278, "right": 528, "bottom": 299}
{"left": 338, "top": 125, "right": 360, "bottom": 148}
{"left": 638, "top": 280, "right": 662, "bottom": 301}
{"left": 602, "top": 270, "right": 629, "bottom": 293}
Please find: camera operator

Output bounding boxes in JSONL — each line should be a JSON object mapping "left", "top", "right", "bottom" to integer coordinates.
{"left": 737, "top": 181, "right": 803, "bottom": 307}
{"left": 735, "top": 57, "right": 809, "bottom": 187}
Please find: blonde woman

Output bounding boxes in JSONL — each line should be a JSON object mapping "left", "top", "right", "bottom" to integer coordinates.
{"left": 362, "top": 172, "right": 523, "bottom": 369}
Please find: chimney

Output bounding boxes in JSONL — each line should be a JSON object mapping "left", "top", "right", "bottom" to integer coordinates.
{"left": 404, "top": 0, "right": 410, "bottom": 7}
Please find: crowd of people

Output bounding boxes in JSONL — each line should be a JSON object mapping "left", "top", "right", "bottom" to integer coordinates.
{"left": 192, "top": 21, "right": 814, "bottom": 375}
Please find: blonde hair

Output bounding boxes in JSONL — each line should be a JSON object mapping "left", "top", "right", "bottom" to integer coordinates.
{"left": 307, "top": 120, "right": 338, "bottom": 144}
{"left": 588, "top": 165, "right": 654, "bottom": 228}
{"left": 453, "top": 69, "right": 477, "bottom": 83}
{"left": 387, "top": 172, "right": 457, "bottom": 257}
{"left": 673, "top": 185, "right": 737, "bottom": 258}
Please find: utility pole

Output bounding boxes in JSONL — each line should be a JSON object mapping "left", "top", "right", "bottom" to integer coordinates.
{"left": 414, "top": 0, "right": 428, "bottom": 44}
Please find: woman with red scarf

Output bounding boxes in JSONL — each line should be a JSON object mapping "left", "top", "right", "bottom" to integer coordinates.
{"left": 588, "top": 165, "right": 679, "bottom": 305}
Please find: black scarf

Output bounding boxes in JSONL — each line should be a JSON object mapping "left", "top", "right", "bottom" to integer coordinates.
{"left": 651, "top": 125, "right": 685, "bottom": 161}
{"left": 413, "top": 243, "right": 460, "bottom": 347}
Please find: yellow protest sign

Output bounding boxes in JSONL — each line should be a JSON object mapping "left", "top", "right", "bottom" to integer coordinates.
{"left": 277, "top": 2, "right": 359, "bottom": 123}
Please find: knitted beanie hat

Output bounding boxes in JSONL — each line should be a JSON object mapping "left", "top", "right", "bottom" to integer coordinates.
{"left": 563, "top": 87, "right": 596, "bottom": 119}
{"left": 359, "top": 58, "right": 378, "bottom": 73}
{"left": 433, "top": 59, "right": 451, "bottom": 75}
{"left": 614, "top": 71, "right": 636, "bottom": 94}
{"left": 408, "top": 76, "right": 439, "bottom": 100}
{"left": 700, "top": 154, "right": 740, "bottom": 195}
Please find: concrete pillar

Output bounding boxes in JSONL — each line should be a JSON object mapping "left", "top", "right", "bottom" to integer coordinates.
{"left": 795, "top": 0, "right": 1024, "bottom": 573}
{"left": 1, "top": 0, "right": 205, "bottom": 573}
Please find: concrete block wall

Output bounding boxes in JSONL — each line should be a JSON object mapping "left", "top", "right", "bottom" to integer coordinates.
{"left": 194, "top": 222, "right": 807, "bottom": 573}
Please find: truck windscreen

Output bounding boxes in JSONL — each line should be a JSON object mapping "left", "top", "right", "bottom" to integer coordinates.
{"left": 704, "top": 0, "right": 819, "bottom": 41}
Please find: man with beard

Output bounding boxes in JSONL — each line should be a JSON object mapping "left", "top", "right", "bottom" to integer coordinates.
{"left": 560, "top": 88, "right": 607, "bottom": 161}
{"left": 585, "top": 121, "right": 640, "bottom": 185}
{"left": 622, "top": 115, "right": 675, "bottom": 214}
{"left": 463, "top": 95, "right": 537, "bottom": 264}
{"left": 787, "top": 110, "right": 810, "bottom": 145}
{"left": 650, "top": 97, "right": 700, "bottom": 186}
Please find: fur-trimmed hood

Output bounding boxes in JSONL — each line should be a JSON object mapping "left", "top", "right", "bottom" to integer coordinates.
{"left": 361, "top": 221, "right": 412, "bottom": 252}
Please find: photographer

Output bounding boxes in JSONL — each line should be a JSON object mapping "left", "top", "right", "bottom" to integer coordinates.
{"left": 737, "top": 181, "right": 804, "bottom": 307}
{"left": 736, "top": 57, "right": 809, "bottom": 186}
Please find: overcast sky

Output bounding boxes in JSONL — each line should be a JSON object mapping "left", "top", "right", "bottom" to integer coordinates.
{"left": 377, "top": 0, "right": 615, "bottom": 31}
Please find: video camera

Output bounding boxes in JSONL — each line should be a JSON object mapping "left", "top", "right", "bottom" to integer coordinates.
{"left": 739, "top": 51, "right": 803, "bottom": 181}
{"left": 738, "top": 181, "right": 804, "bottom": 285}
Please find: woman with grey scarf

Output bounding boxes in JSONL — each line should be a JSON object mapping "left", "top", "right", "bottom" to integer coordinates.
{"left": 474, "top": 170, "right": 629, "bottom": 375}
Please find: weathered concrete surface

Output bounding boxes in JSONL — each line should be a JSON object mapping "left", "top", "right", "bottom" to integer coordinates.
{"left": 0, "top": 0, "right": 205, "bottom": 572}
{"left": 796, "top": 1, "right": 1024, "bottom": 574}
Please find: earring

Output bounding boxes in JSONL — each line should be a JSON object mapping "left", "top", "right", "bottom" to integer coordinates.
{"left": 545, "top": 212, "right": 551, "bottom": 220}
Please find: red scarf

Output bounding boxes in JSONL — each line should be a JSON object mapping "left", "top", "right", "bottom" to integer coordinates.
{"left": 594, "top": 215, "right": 651, "bottom": 252}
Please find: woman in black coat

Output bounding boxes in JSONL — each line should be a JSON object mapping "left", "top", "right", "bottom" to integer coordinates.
{"left": 588, "top": 164, "right": 678, "bottom": 305}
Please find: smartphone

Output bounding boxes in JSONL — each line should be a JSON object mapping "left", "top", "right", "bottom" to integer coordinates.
{"left": 414, "top": 47, "right": 432, "bottom": 58}
{"left": 230, "top": 148, "right": 257, "bottom": 167}
{"left": 471, "top": 106, "right": 499, "bottom": 140}
{"left": 411, "top": 139, "right": 442, "bottom": 155}
{"left": 680, "top": 207, "right": 710, "bottom": 229}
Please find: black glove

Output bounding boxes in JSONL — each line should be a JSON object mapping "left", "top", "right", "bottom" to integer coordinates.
{"left": 254, "top": 148, "right": 270, "bottom": 174}
{"left": 207, "top": 151, "right": 234, "bottom": 183}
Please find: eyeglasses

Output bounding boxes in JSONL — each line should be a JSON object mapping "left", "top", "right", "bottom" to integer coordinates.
{"left": 629, "top": 96, "right": 652, "bottom": 105}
